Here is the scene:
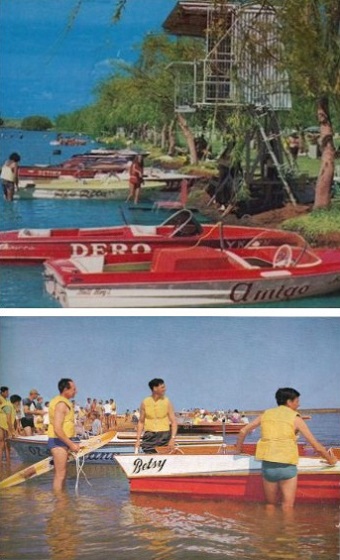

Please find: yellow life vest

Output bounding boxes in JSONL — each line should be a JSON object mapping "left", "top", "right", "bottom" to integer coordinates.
{"left": 48, "top": 395, "right": 75, "bottom": 438}
{"left": 255, "top": 405, "right": 299, "bottom": 465}
{"left": 143, "top": 396, "right": 170, "bottom": 432}
{"left": 0, "top": 395, "right": 9, "bottom": 430}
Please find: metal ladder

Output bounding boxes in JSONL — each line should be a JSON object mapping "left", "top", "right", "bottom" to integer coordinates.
{"left": 253, "top": 106, "right": 297, "bottom": 205}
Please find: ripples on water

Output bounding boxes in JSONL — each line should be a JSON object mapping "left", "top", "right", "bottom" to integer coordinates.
{"left": 1, "top": 415, "right": 339, "bottom": 560}
{"left": 1, "top": 466, "right": 338, "bottom": 560}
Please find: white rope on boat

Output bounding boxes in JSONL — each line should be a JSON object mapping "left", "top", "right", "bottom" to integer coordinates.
{"left": 73, "top": 453, "right": 92, "bottom": 494}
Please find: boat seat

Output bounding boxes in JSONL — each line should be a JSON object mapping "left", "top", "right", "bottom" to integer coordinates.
{"left": 223, "top": 251, "right": 260, "bottom": 269}
{"left": 18, "top": 228, "right": 51, "bottom": 237}
{"left": 151, "top": 247, "right": 233, "bottom": 273}
{"left": 242, "top": 257, "right": 272, "bottom": 268}
{"left": 130, "top": 225, "right": 158, "bottom": 236}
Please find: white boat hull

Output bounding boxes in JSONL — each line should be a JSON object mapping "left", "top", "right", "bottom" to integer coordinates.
{"left": 48, "top": 272, "right": 340, "bottom": 308}
{"left": 115, "top": 453, "right": 339, "bottom": 478}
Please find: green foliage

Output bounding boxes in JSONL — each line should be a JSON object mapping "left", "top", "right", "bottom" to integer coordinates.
{"left": 282, "top": 204, "right": 340, "bottom": 240}
{"left": 21, "top": 115, "right": 53, "bottom": 131}
{"left": 271, "top": 0, "right": 340, "bottom": 102}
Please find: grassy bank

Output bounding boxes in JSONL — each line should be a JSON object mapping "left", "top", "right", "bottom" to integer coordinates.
{"left": 282, "top": 203, "right": 340, "bottom": 246}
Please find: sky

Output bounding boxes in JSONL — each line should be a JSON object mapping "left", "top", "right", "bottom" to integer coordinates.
{"left": 0, "top": 316, "right": 339, "bottom": 411}
{"left": 0, "top": 0, "right": 176, "bottom": 118}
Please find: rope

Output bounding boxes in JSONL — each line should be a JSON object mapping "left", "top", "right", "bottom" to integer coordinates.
{"left": 73, "top": 453, "right": 92, "bottom": 495}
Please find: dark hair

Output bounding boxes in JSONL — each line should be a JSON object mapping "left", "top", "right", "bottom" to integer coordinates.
{"left": 9, "top": 152, "right": 21, "bottom": 162}
{"left": 58, "top": 378, "right": 73, "bottom": 393}
{"left": 275, "top": 387, "right": 300, "bottom": 405}
{"left": 148, "top": 378, "right": 165, "bottom": 390}
{"left": 10, "top": 394, "right": 21, "bottom": 404}
{"left": 1, "top": 386, "right": 9, "bottom": 393}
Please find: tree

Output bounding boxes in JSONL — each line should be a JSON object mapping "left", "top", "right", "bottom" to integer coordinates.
{"left": 21, "top": 115, "right": 53, "bottom": 131}
{"left": 268, "top": 0, "right": 340, "bottom": 209}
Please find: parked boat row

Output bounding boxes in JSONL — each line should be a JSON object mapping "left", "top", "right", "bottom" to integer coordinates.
{"left": 2, "top": 207, "right": 340, "bottom": 307}
{"left": 18, "top": 148, "right": 142, "bottom": 180}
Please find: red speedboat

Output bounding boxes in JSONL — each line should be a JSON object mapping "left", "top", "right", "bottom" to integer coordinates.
{"left": 0, "top": 210, "right": 269, "bottom": 264}
{"left": 43, "top": 228, "right": 340, "bottom": 307}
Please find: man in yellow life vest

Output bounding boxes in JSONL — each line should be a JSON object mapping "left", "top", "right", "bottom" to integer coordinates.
{"left": 0, "top": 386, "right": 15, "bottom": 461}
{"left": 48, "top": 378, "right": 80, "bottom": 492}
{"left": 235, "top": 387, "right": 337, "bottom": 510}
{"left": 134, "top": 378, "right": 177, "bottom": 454}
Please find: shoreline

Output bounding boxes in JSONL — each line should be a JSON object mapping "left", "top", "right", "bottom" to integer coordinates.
{"left": 245, "top": 408, "right": 340, "bottom": 415}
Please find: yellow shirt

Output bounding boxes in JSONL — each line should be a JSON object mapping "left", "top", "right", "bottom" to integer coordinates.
{"left": 48, "top": 395, "right": 75, "bottom": 438}
{"left": 0, "top": 395, "right": 10, "bottom": 430}
{"left": 255, "top": 405, "right": 299, "bottom": 465}
{"left": 143, "top": 396, "right": 171, "bottom": 432}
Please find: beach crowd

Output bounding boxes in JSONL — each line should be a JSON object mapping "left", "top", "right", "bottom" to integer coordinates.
{"left": 0, "top": 386, "right": 127, "bottom": 461}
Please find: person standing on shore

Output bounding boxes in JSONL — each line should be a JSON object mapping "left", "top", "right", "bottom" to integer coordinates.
{"left": 135, "top": 378, "right": 177, "bottom": 454}
{"left": 21, "top": 389, "right": 44, "bottom": 435}
{"left": 234, "top": 387, "right": 337, "bottom": 510}
{"left": 47, "top": 379, "right": 80, "bottom": 492}
{"left": 126, "top": 154, "right": 144, "bottom": 204}
{"left": 1, "top": 152, "right": 20, "bottom": 201}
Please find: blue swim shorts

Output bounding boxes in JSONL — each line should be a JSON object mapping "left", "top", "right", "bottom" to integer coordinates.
{"left": 262, "top": 461, "right": 297, "bottom": 482}
{"left": 47, "top": 437, "right": 79, "bottom": 450}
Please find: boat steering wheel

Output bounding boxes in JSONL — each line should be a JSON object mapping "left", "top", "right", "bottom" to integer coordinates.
{"left": 272, "top": 244, "right": 293, "bottom": 268}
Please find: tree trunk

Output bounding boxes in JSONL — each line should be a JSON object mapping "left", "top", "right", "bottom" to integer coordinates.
{"left": 168, "top": 119, "right": 176, "bottom": 156}
{"left": 161, "top": 124, "right": 167, "bottom": 151}
{"left": 313, "top": 96, "right": 335, "bottom": 210}
{"left": 177, "top": 113, "right": 198, "bottom": 165}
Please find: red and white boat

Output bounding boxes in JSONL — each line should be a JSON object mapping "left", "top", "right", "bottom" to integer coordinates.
{"left": 114, "top": 453, "right": 340, "bottom": 504}
{"left": 43, "top": 229, "right": 340, "bottom": 307}
{"left": 0, "top": 210, "right": 266, "bottom": 264}
{"left": 18, "top": 150, "right": 138, "bottom": 181}
{"left": 177, "top": 421, "right": 246, "bottom": 434}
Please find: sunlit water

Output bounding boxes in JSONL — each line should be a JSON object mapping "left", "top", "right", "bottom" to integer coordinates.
{"left": 1, "top": 128, "right": 340, "bottom": 308}
{"left": 1, "top": 414, "right": 339, "bottom": 559}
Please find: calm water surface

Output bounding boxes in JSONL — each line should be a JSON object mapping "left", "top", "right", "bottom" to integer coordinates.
{"left": 1, "top": 414, "right": 339, "bottom": 560}
{"left": 1, "top": 128, "right": 340, "bottom": 308}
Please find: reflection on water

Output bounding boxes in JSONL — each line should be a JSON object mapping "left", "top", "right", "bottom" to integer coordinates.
{"left": 128, "top": 494, "right": 339, "bottom": 559}
{"left": 46, "top": 493, "right": 80, "bottom": 560}
{"left": 0, "top": 419, "right": 339, "bottom": 560}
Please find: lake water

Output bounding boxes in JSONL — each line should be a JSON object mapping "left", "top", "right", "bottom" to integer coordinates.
{"left": 1, "top": 128, "right": 340, "bottom": 308}
{"left": 1, "top": 413, "right": 339, "bottom": 560}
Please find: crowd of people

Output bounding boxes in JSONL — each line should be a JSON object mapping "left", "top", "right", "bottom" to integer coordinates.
{"left": 0, "top": 386, "right": 120, "bottom": 459}
{"left": 189, "top": 408, "right": 249, "bottom": 424}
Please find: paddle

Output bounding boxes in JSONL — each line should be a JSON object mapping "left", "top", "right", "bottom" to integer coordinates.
{"left": 0, "top": 430, "right": 116, "bottom": 490}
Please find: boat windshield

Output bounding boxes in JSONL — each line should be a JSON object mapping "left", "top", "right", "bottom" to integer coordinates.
{"left": 245, "top": 230, "right": 318, "bottom": 267}
{"left": 246, "top": 230, "right": 308, "bottom": 250}
{"left": 161, "top": 209, "right": 203, "bottom": 237}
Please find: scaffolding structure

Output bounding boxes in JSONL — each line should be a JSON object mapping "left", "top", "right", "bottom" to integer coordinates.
{"left": 170, "top": 3, "right": 291, "bottom": 111}
{"left": 165, "top": 1, "right": 296, "bottom": 208}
